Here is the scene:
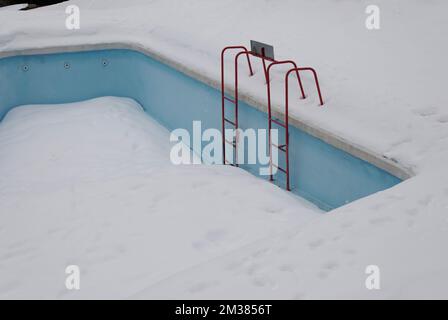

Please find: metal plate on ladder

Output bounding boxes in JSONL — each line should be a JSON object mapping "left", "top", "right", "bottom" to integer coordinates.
{"left": 250, "top": 40, "right": 274, "bottom": 59}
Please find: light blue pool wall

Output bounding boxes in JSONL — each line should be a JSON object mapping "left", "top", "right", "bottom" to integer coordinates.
{"left": 0, "top": 49, "right": 401, "bottom": 210}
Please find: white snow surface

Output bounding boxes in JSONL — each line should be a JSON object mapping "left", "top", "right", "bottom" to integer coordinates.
{"left": 0, "top": 97, "right": 319, "bottom": 299}
{"left": 1, "top": 0, "right": 448, "bottom": 299}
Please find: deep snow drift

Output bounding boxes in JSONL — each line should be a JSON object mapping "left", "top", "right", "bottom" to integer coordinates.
{"left": 0, "top": 97, "right": 319, "bottom": 299}
{"left": 1, "top": 0, "right": 448, "bottom": 299}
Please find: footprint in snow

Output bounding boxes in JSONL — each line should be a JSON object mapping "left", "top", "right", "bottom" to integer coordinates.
{"left": 251, "top": 248, "right": 270, "bottom": 258}
{"left": 418, "top": 195, "right": 432, "bottom": 206}
{"left": 369, "top": 216, "right": 394, "bottom": 225}
{"left": 413, "top": 106, "right": 438, "bottom": 117}
{"left": 252, "top": 276, "right": 274, "bottom": 288}
{"left": 322, "top": 260, "right": 339, "bottom": 271}
{"left": 308, "top": 239, "right": 325, "bottom": 250}
{"left": 278, "top": 263, "right": 295, "bottom": 273}
{"left": 317, "top": 271, "right": 328, "bottom": 279}
{"left": 340, "top": 221, "right": 353, "bottom": 229}
{"left": 245, "top": 262, "right": 262, "bottom": 276}
{"left": 343, "top": 248, "right": 356, "bottom": 256}
{"left": 129, "top": 183, "right": 145, "bottom": 191}
{"left": 205, "top": 229, "right": 228, "bottom": 242}
{"left": 0, "top": 280, "right": 21, "bottom": 295}
{"left": 188, "top": 281, "right": 219, "bottom": 294}
{"left": 406, "top": 208, "right": 419, "bottom": 216}
{"left": 437, "top": 115, "right": 448, "bottom": 123}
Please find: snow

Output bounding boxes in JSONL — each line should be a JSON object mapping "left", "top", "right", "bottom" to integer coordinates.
{"left": 0, "top": 97, "right": 319, "bottom": 299}
{"left": 1, "top": 0, "right": 448, "bottom": 298}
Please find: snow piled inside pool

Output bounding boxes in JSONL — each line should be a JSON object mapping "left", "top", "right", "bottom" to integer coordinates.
{"left": 0, "top": 96, "right": 319, "bottom": 299}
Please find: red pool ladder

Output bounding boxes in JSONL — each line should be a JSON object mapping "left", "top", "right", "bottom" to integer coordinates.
{"left": 220, "top": 43, "right": 324, "bottom": 191}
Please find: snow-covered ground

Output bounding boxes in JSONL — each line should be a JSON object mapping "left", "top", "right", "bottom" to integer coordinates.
{"left": 0, "top": 97, "right": 319, "bottom": 299}
{"left": 1, "top": 0, "right": 448, "bottom": 299}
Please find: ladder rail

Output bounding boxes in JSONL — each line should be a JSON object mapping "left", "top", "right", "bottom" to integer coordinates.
{"left": 233, "top": 50, "right": 274, "bottom": 165}
{"left": 281, "top": 67, "right": 324, "bottom": 190}
{"left": 221, "top": 46, "right": 254, "bottom": 165}
{"left": 267, "top": 60, "right": 305, "bottom": 100}
{"left": 265, "top": 60, "right": 306, "bottom": 189}
{"left": 220, "top": 44, "right": 325, "bottom": 193}
{"left": 286, "top": 67, "right": 324, "bottom": 107}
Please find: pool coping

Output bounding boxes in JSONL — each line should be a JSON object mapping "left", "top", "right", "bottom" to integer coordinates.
{"left": 0, "top": 42, "right": 414, "bottom": 181}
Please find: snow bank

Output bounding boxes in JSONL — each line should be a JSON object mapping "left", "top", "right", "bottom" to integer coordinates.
{"left": 0, "top": 97, "right": 319, "bottom": 299}
{"left": 139, "top": 171, "right": 448, "bottom": 299}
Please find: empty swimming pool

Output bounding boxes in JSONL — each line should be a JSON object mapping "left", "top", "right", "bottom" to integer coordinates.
{"left": 0, "top": 48, "right": 404, "bottom": 210}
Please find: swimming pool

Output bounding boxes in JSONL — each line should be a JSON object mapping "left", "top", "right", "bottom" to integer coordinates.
{"left": 0, "top": 48, "right": 403, "bottom": 210}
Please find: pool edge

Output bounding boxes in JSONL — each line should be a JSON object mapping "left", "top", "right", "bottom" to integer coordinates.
{"left": 0, "top": 43, "right": 414, "bottom": 181}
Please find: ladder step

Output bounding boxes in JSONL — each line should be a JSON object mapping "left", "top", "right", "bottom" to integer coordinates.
{"left": 224, "top": 96, "right": 236, "bottom": 104}
{"left": 272, "top": 163, "right": 287, "bottom": 174}
{"left": 224, "top": 118, "right": 236, "bottom": 126}
{"left": 225, "top": 138, "right": 236, "bottom": 147}
{"left": 271, "top": 118, "right": 287, "bottom": 128}
{"left": 272, "top": 143, "right": 287, "bottom": 152}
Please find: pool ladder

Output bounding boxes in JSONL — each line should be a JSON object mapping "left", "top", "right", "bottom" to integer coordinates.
{"left": 220, "top": 45, "right": 324, "bottom": 191}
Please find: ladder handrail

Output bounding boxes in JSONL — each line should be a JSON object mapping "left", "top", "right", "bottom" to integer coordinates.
{"left": 264, "top": 60, "right": 305, "bottom": 190}
{"left": 285, "top": 67, "right": 324, "bottom": 107}
{"left": 266, "top": 60, "right": 306, "bottom": 100}
{"left": 233, "top": 50, "right": 274, "bottom": 164}
{"left": 221, "top": 44, "right": 325, "bottom": 192}
{"left": 264, "top": 60, "right": 305, "bottom": 189}
{"left": 221, "top": 46, "right": 254, "bottom": 165}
